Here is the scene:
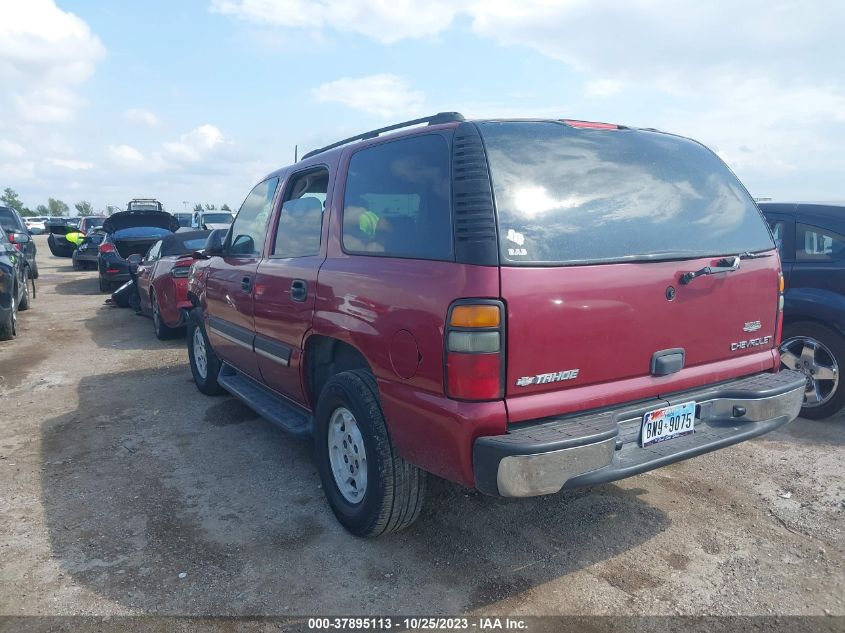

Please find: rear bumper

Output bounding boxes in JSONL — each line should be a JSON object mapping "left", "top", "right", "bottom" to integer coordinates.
{"left": 473, "top": 370, "right": 805, "bottom": 497}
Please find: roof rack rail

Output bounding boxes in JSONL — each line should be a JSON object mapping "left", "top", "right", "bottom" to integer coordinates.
{"left": 300, "top": 112, "right": 465, "bottom": 161}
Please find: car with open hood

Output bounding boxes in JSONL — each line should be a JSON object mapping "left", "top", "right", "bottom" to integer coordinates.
{"left": 97, "top": 209, "right": 179, "bottom": 292}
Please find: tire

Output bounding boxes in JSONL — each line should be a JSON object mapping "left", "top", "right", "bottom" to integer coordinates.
{"left": 98, "top": 274, "right": 111, "bottom": 293}
{"left": 0, "top": 292, "right": 16, "bottom": 341}
{"left": 17, "top": 279, "right": 30, "bottom": 311}
{"left": 187, "top": 309, "right": 224, "bottom": 395}
{"left": 29, "top": 261, "right": 38, "bottom": 279}
{"left": 315, "top": 369, "right": 426, "bottom": 537}
{"left": 151, "top": 291, "right": 178, "bottom": 340}
{"left": 781, "top": 321, "right": 845, "bottom": 420}
{"left": 47, "top": 234, "right": 59, "bottom": 257}
{"left": 72, "top": 257, "right": 81, "bottom": 271}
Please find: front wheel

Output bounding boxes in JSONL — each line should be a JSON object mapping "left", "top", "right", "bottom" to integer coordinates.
{"left": 781, "top": 322, "right": 845, "bottom": 420}
{"left": 186, "top": 310, "right": 224, "bottom": 395}
{"left": 315, "top": 369, "right": 426, "bottom": 537}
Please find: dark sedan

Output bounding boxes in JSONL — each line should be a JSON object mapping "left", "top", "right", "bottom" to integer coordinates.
{"left": 0, "top": 229, "right": 32, "bottom": 340}
{"left": 760, "top": 202, "right": 845, "bottom": 419}
{"left": 72, "top": 229, "right": 105, "bottom": 270}
{"left": 1, "top": 205, "right": 38, "bottom": 279}
{"left": 97, "top": 210, "right": 179, "bottom": 292}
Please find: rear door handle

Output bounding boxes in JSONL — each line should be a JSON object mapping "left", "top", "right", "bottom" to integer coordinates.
{"left": 290, "top": 279, "right": 308, "bottom": 302}
{"left": 241, "top": 276, "right": 252, "bottom": 292}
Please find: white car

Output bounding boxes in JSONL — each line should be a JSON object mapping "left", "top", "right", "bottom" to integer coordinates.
{"left": 192, "top": 211, "right": 234, "bottom": 231}
{"left": 24, "top": 218, "right": 46, "bottom": 234}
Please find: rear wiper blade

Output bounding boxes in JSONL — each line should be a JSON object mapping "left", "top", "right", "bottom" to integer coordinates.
{"left": 738, "top": 251, "right": 773, "bottom": 259}
{"left": 680, "top": 256, "right": 740, "bottom": 285}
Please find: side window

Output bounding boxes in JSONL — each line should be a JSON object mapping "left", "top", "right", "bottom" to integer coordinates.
{"left": 342, "top": 134, "right": 452, "bottom": 260}
{"left": 228, "top": 177, "right": 280, "bottom": 256}
{"left": 145, "top": 241, "right": 162, "bottom": 262}
{"left": 767, "top": 220, "right": 785, "bottom": 258}
{"left": 273, "top": 168, "right": 327, "bottom": 258}
{"left": 796, "top": 223, "right": 845, "bottom": 261}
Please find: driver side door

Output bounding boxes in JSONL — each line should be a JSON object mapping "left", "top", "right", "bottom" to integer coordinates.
{"left": 204, "top": 177, "right": 280, "bottom": 379}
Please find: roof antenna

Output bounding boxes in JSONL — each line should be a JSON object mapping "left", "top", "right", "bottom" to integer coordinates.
{"left": 294, "top": 144, "right": 298, "bottom": 162}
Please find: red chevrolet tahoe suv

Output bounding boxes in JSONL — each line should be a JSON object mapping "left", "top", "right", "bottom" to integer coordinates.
{"left": 185, "top": 113, "right": 805, "bottom": 537}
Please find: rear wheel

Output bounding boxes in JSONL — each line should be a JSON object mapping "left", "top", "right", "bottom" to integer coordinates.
{"left": 98, "top": 274, "right": 110, "bottom": 293}
{"left": 187, "top": 310, "right": 224, "bottom": 395}
{"left": 781, "top": 322, "right": 845, "bottom": 420}
{"left": 0, "top": 293, "right": 16, "bottom": 340}
{"left": 151, "top": 291, "right": 178, "bottom": 340}
{"left": 315, "top": 369, "right": 426, "bottom": 537}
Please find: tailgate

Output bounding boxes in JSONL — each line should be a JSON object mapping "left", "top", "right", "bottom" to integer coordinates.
{"left": 502, "top": 255, "right": 779, "bottom": 400}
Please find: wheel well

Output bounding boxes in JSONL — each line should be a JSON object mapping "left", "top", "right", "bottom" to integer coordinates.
{"left": 783, "top": 314, "right": 845, "bottom": 339}
{"left": 305, "top": 336, "right": 372, "bottom": 406}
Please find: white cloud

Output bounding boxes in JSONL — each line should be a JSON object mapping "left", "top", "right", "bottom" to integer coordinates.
{"left": 124, "top": 108, "right": 159, "bottom": 127}
{"left": 0, "top": 140, "right": 26, "bottom": 158}
{"left": 163, "top": 124, "right": 228, "bottom": 161}
{"left": 47, "top": 158, "right": 94, "bottom": 170}
{"left": 584, "top": 79, "right": 621, "bottom": 98}
{"left": 312, "top": 74, "right": 424, "bottom": 118}
{"left": 109, "top": 144, "right": 145, "bottom": 163}
{"left": 0, "top": 0, "right": 106, "bottom": 123}
{"left": 210, "top": 0, "right": 462, "bottom": 43}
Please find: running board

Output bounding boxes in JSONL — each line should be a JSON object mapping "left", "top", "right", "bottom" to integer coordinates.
{"left": 217, "top": 363, "right": 313, "bottom": 437}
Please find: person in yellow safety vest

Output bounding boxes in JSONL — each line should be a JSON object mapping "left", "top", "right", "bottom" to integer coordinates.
{"left": 65, "top": 231, "right": 85, "bottom": 246}
{"left": 358, "top": 208, "right": 381, "bottom": 236}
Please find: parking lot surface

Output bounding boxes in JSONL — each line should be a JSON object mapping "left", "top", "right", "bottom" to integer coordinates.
{"left": 1, "top": 236, "right": 843, "bottom": 616}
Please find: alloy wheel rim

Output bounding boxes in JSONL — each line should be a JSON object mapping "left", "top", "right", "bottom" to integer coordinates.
{"left": 152, "top": 297, "right": 161, "bottom": 332}
{"left": 327, "top": 407, "right": 367, "bottom": 504}
{"left": 10, "top": 294, "right": 15, "bottom": 334}
{"left": 780, "top": 336, "right": 839, "bottom": 408}
{"left": 193, "top": 327, "right": 208, "bottom": 379}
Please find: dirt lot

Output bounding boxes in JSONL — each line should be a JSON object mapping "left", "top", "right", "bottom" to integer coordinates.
{"left": 0, "top": 235, "right": 843, "bottom": 618}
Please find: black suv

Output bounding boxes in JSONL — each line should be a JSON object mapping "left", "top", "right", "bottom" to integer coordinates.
{"left": 759, "top": 202, "right": 845, "bottom": 419}
{"left": 0, "top": 205, "right": 38, "bottom": 279}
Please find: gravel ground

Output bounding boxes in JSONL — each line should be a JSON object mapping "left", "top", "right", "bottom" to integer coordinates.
{"left": 0, "top": 236, "right": 843, "bottom": 619}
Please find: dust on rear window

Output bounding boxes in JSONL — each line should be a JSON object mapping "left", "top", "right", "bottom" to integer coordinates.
{"left": 479, "top": 121, "right": 775, "bottom": 265}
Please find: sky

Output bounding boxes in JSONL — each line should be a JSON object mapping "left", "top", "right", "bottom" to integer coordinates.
{"left": 0, "top": 0, "right": 843, "bottom": 215}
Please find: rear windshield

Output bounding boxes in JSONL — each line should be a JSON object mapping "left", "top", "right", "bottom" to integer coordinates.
{"left": 161, "top": 236, "right": 207, "bottom": 256}
{"left": 201, "top": 213, "right": 233, "bottom": 224}
{"left": 113, "top": 227, "right": 172, "bottom": 239}
{"left": 0, "top": 208, "right": 23, "bottom": 232}
{"left": 479, "top": 121, "right": 774, "bottom": 265}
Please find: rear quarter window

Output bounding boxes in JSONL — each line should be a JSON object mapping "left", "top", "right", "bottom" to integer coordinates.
{"left": 342, "top": 134, "right": 453, "bottom": 261}
{"left": 480, "top": 121, "right": 774, "bottom": 265}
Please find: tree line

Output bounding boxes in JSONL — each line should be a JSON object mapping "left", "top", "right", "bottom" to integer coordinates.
{"left": 1, "top": 187, "right": 230, "bottom": 217}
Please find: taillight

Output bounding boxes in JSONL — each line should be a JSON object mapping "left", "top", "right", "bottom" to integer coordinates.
{"left": 445, "top": 301, "right": 504, "bottom": 401}
{"left": 170, "top": 260, "right": 193, "bottom": 278}
{"left": 99, "top": 242, "right": 115, "bottom": 254}
{"left": 775, "top": 271, "right": 785, "bottom": 345}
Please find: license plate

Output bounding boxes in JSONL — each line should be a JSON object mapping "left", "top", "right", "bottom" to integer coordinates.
{"left": 641, "top": 401, "right": 696, "bottom": 447}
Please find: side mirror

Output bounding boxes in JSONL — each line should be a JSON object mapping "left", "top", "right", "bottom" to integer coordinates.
{"left": 127, "top": 253, "right": 142, "bottom": 272}
{"left": 11, "top": 232, "right": 31, "bottom": 244}
{"left": 204, "top": 228, "right": 227, "bottom": 256}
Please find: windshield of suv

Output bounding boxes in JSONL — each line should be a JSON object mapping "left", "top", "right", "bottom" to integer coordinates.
{"left": 201, "top": 213, "right": 233, "bottom": 224}
{"left": 479, "top": 121, "right": 774, "bottom": 265}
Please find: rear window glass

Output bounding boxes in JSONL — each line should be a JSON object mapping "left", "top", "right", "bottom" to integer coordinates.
{"left": 161, "top": 236, "right": 207, "bottom": 255}
{"left": 479, "top": 122, "right": 774, "bottom": 265}
{"left": 0, "top": 208, "right": 23, "bottom": 232}
{"left": 201, "top": 213, "right": 233, "bottom": 224}
{"left": 342, "top": 134, "right": 452, "bottom": 261}
{"left": 113, "top": 227, "right": 172, "bottom": 239}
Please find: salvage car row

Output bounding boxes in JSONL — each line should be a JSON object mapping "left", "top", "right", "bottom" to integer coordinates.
{"left": 8, "top": 114, "right": 845, "bottom": 539}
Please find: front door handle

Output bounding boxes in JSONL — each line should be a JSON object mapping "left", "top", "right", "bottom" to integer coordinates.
{"left": 241, "top": 276, "right": 252, "bottom": 292}
{"left": 291, "top": 279, "right": 308, "bottom": 302}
